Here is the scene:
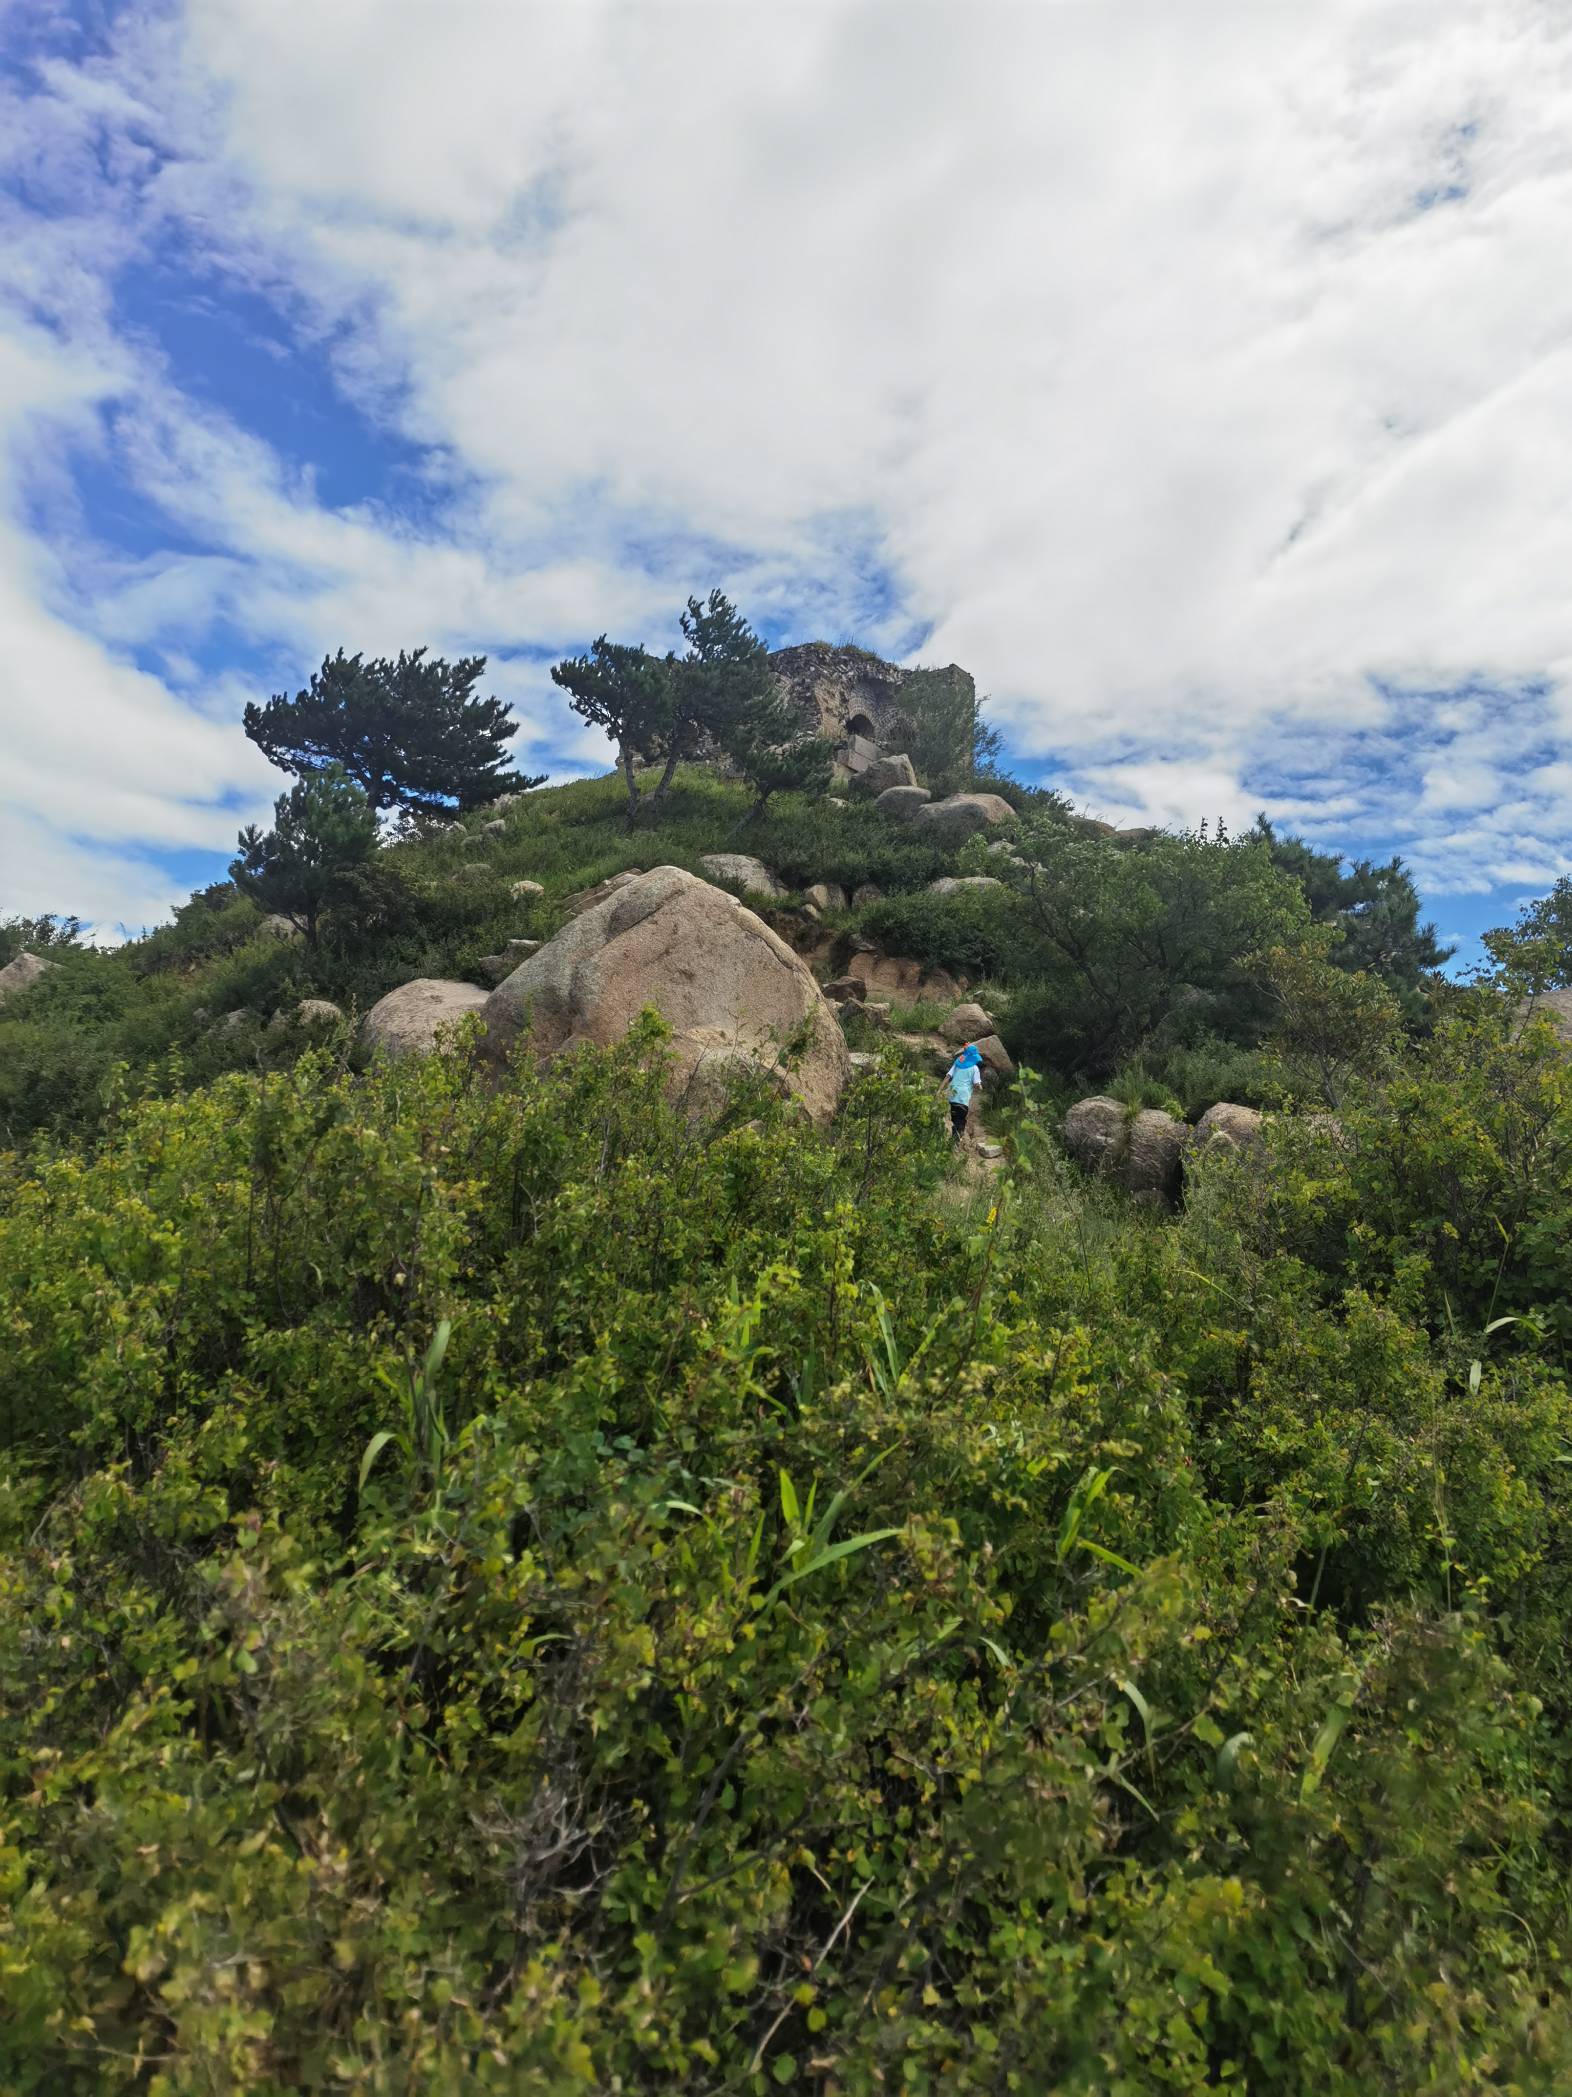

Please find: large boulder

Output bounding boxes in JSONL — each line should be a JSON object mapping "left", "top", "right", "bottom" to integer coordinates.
{"left": 911, "top": 793, "right": 1018, "bottom": 842}
{"left": 259, "top": 914, "right": 304, "bottom": 942}
{"left": 1063, "top": 1096, "right": 1189, "bottom": 1205}
{"left": 1194, "top": 1102, "right": 1264, "bottom": 1154}
{"left": 0, "top": 951, "right": 58, "bottom": 1004}
{"left": 975, "top": 1033, "right": 1015, "bottom": 1078}
{"left": 858, "top": 752, "right": 919, "bottom": 797}
{"left": 700, "top": 853, "right": 787, "bottom": 899}
{"left": 875, "top": 784, "right": 932, "bottom": 823}
{"left": 941, "top": 1000, "right": 997, "bottom": 1044}
{"left": 511, "top": 879, "right": 545, "bottom": 901}
{"left": 361, "top": 979, "right": 488, "bottom": 1060}
{"left": 482, "top": 866, "right": 850, "bottom": 1125}
{"left": 928, "top": 876, "right": 1004, "bottom": 896}
{"left": 803, "top": 881, "right": 848, "bottom": 913}
{"left": 560, "top": 871, "right": 641, "bottom": 922}
{"left": 844, "top": 951, "right": 964, "bottom": 1004}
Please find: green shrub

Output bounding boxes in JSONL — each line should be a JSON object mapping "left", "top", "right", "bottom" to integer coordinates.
{"left": 4, "top": 1026, "right": 1572, "bottom": 2088}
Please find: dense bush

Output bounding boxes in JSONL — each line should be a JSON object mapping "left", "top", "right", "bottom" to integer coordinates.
{"left": 4, "top": 1016, "right": 1572, "bottom": 2088}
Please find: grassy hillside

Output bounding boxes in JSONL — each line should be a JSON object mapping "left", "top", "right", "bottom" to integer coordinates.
{"left": 0, "top": 769, "right": 980, "bottom": 1146}
{"left": 5, "top": 767, "right": 1572, "bottom": 2088}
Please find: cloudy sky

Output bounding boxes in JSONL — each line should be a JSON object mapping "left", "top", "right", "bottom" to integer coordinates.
{"left": 4, "top": 0, "right": 1572, "bottom": 957}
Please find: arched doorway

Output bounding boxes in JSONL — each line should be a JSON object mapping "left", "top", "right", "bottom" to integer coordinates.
{"left": 844, "top": 711, "right": 877, "bottom": 743}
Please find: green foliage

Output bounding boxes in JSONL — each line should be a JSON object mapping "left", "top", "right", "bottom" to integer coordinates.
{"left": 1255, "top": 932, "right": 1405, "bottom": 1105}
{"left": 680, "top": 591, "right": 834, "bottom": 822}
{"left": 244, "top": 647, "right": 542, "bottom": 814}
{"left": 0, "top": 911, "right": 84, "bottom": 966}
{"left": 230, "top": 766, "right": 380, "bottom": 947}
{"left": 997, "top": 824, "right": 1312, "bottom": 1078}
{"left": 892, "top": 665, "right": 1001, "bottom": 795}
{"left": 1484, "top": 874, "right": 1572, "bottom": 993}
{"left": 1253, "top": 820, "right": 1450, "bottom": 1007}
{"left": 5, "top": 1010, "right": 1572, "bottom": 2086}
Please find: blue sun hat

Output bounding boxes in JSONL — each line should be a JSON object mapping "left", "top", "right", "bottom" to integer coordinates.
{"left": 953, "top": 1043, "right": 983, "bottom": 1070}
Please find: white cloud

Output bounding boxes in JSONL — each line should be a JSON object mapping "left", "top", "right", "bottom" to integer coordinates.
{"left": 9, "top": 0, "right": 1572, "bottom": 927}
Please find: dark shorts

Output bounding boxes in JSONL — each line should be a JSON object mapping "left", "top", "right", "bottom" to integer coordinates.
{"left": 950, "top": 1101, "right": 970, "bottom": 1138}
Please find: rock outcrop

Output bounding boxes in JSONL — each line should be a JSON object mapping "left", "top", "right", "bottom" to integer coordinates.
{"left": 0, "top": 951, "right": 58, "bottom": 1004}
{"left": 361, "top": 979, "right": 488, "bottom": 1060}
{"left": 858, "top": 753, "right": 919, "bottom": 797}
{"left": 700, "top": 853, "right": 787, "bottom": 898}
{"left": 483, "top": 866, "right": 850, "bottom": 1125}
{"left": 511, "top": 879, "right": 545, "bottom": 901}
{"left": 910, "top": 793, "right": 1018, "bottom": 842}
{"left": 1194, "top": 1102, "right": 1264, "bottom": 1153}
{"left": 1520, "top": 988, "right": 1572, "bottom": 1046}
{"left": 942, "top": 1000, "right": 997, "bottom": 1043}
{"left": 1063, "top": 1096, "right": 1189, "bottom": 1204}
{"left": 928, "top": 876, "right": 1004, "bottom": 896}
{"left": 843, "top": 952, "right": 964, "bottom": 1005}
{"left": 560, "top": 871, "right": 641, "bottom": 922}
{"left": 268, "top": 998, "right": 343, "bottom": 1033}
{"left": 768, "top": 644, "right": 974, "bottom": 775}
{"left": 477, "top": 939, "right": 542, "bottom": 986}
{"left": 974, "top": 1033, "right": 1015, "bottom": 1078}
{"left": 803, "top": 881, "right": 848, "bottom": 913}
{"left": 875, "top": 785, "right": 932, "bottom": 822}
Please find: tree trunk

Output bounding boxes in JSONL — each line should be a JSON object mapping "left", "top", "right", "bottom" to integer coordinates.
{"left": 620, "top": 745, "right": 641, "bottom": 833}
{"left": 647, "top": 745, "right": 683, "bottom": 819}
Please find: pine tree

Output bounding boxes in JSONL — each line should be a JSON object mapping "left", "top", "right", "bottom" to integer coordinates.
{"left": 243, "top": 649, "right": 544, "bottom": 816}
{"left": 549, "top": 637, "right": 678, "bottom": 831}
{"left": 1253, "top": 822, "right": 1450, "bottom": 1003}
{"left": 677, "top": 591, "right": 831, "bottom": 822}
{"left": 230, "top": 768, "right": 379, "bottom": 946}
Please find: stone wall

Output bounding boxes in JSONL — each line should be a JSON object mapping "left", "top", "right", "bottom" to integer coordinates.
{"left": 767, "top": 643, "right": 975, "bottom": 780}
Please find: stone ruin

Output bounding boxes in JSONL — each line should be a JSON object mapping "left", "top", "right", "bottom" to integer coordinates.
{"left": 767, "top": 642, "right": 973, "bottom": 788}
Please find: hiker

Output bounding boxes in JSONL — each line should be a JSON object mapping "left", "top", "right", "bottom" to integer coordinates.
{"left": 945, "top": 1041, "right": 985, "bottom": 1142}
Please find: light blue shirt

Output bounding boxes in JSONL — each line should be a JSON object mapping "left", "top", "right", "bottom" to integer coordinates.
{"left": 947, "top": 1061, "right": 983, "bottom": 1107}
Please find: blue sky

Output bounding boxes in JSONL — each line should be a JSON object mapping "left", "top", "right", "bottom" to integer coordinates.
{"left": 5, "top": 2, "right": 1572, "bottom": 965}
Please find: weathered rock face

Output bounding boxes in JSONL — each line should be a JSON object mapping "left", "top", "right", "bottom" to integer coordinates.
{"left": 259, "top": 915, "right": 303, "bottom": 941}
{"left": 560, "top": 871, "right": 640, "bottom": 922}
{"left": 1063, "top": 1096, "right": 1189, "bottom": 1204}
{"left": 875, "top": 785, "right": 933, "bottom": 823}
{"left": 1194, "top": 1102, "right": 1264, "bottom": 1153}
{"left": 858, "top": 752, "right": 919, "bottom": 797}
{"left": 974, "top": 1034, "right": 1015, "bottom": 1078}
{"left": 803, "top": 881, "right": 848, "bottom": 913}
{"left": 942, "top": 1001, "right": 997, "bottom": 1044}
{"left": 769, "top": 643, "right": 974, "bottom": 757}
{"left": 823, "top": 975, "right": 866, "bottom": 1004}
{"left": 0, "top": 951, "right": 58, "bottom": 1004}
{"left": 511, "top": 879, "right": 545, "bottom": 901}
{"left": 910, "top": 793, "right": 1018, "bottom": 842}
{"left": 928, "top": 876, "right": 1004, "bottom": 896}
{"left": 844, "top": 952, "right": 964, "bottom": 1005}
{"left": 361, "top": 979, "right": 488, "bottom": 1060}
{"left": 1521, "top": 988, "right": 1572, "bottom": 1046}
{"left": 700, "top": 853, "right": 787, "bottom": 899}
{"left": 483, "top": 866, "right": 850, "bottom": 1126}
{"left": 476, "top": 939, "right": 542, "bottom": 986}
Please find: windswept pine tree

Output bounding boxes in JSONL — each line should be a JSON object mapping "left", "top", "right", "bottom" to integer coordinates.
{"left": 244, "top": 647, "right": 545, "bottom": 815}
